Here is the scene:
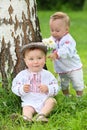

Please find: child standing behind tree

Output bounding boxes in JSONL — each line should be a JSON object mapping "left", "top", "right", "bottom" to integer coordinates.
{"left": 12, "top": 42, "right": 59, "bottom": 122}
{"left": 48, "top": 12, "right": 84, "bottom": 97}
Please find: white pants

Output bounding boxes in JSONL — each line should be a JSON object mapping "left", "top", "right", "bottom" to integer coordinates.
{"left": 59, "top": 69, "right": 84, "bottom": 91}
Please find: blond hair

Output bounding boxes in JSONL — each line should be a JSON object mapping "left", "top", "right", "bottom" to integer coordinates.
{"left": 50, "top": 12, "right": 70, "bottom": 27}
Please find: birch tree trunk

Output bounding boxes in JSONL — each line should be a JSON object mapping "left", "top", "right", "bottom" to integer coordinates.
{"left": 0, "top": 0, "right": 42, "bottom": 88}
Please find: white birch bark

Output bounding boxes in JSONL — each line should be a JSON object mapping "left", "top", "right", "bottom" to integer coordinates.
{"left": 0, "top": 0, "right": 42, "bottom": 87}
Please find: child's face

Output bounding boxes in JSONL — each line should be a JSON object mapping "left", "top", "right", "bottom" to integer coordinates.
{"left": 49, "top": 19, "right": 68, "bottom": 40}
{"left": 24, "top": 49, "right": 46, "bottom": 72}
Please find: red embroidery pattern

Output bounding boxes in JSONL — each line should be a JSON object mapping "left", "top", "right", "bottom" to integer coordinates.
{"left": 30, "top": 74, "right": 41, "bottom": 93}
{"left": 65, "top": 41, "right": 70, "bottom": 44}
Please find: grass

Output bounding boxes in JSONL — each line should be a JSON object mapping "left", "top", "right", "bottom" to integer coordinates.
{"left": 0, "top": 10, "right": 87, "bottom": 130}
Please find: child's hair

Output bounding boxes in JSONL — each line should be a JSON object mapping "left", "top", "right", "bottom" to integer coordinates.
{"left": 50, "top": 12, "right": 70, "bottom": 27}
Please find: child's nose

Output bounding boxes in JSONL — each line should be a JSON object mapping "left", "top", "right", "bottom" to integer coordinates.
{"left": 52, "top": 31, "right": 57, "bottom": 36}
{"left": 34, "top": 59, "right": 38, "bottom": 63}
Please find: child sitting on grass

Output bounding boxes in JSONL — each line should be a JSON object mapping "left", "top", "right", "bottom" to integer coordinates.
{"left": 12, "top": 42, "right": 60, "bottom": 122}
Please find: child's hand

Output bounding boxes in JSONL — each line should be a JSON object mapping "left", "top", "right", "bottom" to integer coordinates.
{"left": 23, "top": 84, "right": 30, "bottom": 93}
{"left": 48, "top": 52, "right": 58, "bottom": 60}
{"left": 39, "top": 85, "right": 48, "bottom": 93}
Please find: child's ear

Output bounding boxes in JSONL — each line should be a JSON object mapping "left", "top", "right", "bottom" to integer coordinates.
{"left": 66, "top": 26, "right": 69, "bottom": 31}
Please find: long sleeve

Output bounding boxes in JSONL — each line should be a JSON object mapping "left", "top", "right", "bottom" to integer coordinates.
{"left": 57, "top": 36, "right": 76, "bottom": 59}
{"left": 47, "top": 73, "right": 60, "bottom": 96}
{"left": 51, "top": 34, "right": 82, "bottom": 73}
{"left": 12, "top": 70, "right": 29, "bottom": 96}
{"left": 12, "top": 69, "right": 60, "bottom": 98}
{"left": 41, "top": 69, "right": 60, "bottom": 96}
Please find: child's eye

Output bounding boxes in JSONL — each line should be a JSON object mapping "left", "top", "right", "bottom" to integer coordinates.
{"left": 29, "top": 58, "right": 33, "bottom": 61}
{"left": 38, "top": 57, "right": 42, "bottom": 59}
{"left": 56, "top": 30, "right": 60, "bottom": 32}
{"left": 51, "top": 30, "right": 54, "bottom": 32}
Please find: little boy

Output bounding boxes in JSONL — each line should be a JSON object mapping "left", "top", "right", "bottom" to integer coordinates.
{"left": 48, "top": 12, "right": 84, "bottom": 97}
{"left": 12, "top": 42, "right": 60, "bottom": 122}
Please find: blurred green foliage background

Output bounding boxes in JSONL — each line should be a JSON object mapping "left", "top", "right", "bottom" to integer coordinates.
{"left": 37, "top": 0, "right": 86, "bottom": 11}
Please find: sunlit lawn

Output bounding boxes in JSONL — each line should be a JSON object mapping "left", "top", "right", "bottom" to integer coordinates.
{"left": 0, "top": 10, "right": 87, "bottom": 130}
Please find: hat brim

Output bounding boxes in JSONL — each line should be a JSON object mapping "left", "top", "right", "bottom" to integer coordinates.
{"left": 21, "top": 42, "right": 47, "bottom": 55}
